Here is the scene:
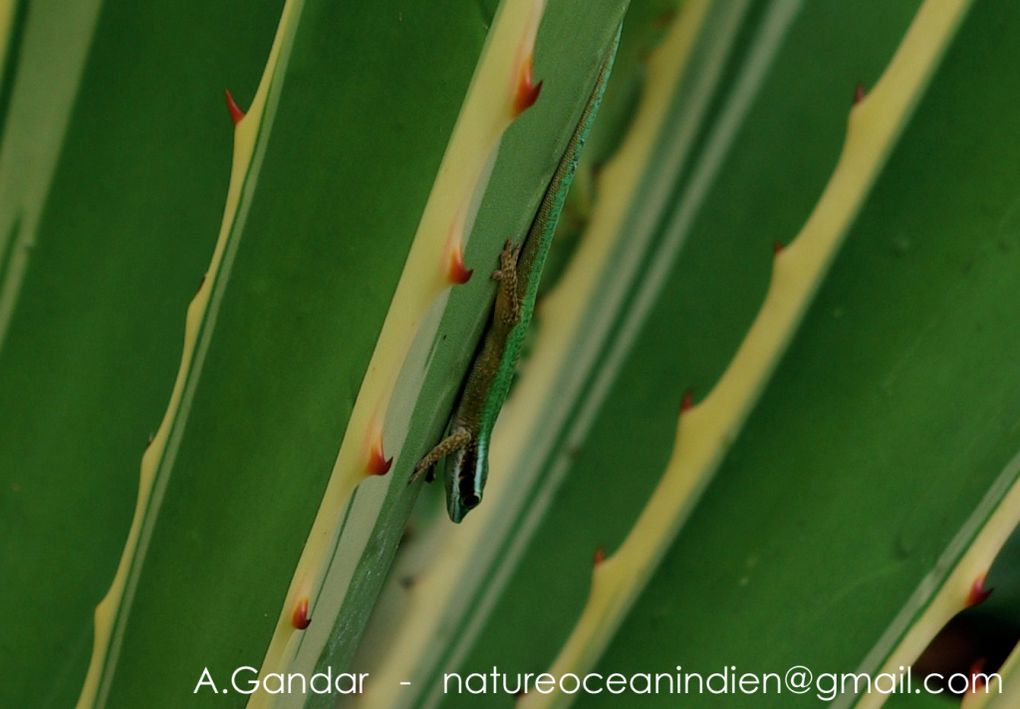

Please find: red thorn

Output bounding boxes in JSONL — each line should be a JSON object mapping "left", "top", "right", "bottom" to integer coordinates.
{"left": 593, "top": 546, "right": 606, "bottom": 566}
{"left": 969, "top": 657, "right": 987, "bottom": 693}
{"left": 513, "top": 55, "right": 543, "bottom": 117}
{"left": 853, "top": 82, "right": 867, "bottom": 106}
{"left": 966, "top": 573, "right": 992, "bottom": 606}
{"left": 772, "top": 240, "right": 784, "bottom": 256}
{"left": 367, "top": 439, "right": 393, "bottom": 476}
{"left": 224, "top": 89, "right": 245, "bottom": 125}
{"left": 446, "top": 245, "right": 473, "bottom": 285}
{"left": 291, "top": 598, "right": 311, "bottom": 630}
{"left": 681, "top": 389, "right": 695, "bottom": 413}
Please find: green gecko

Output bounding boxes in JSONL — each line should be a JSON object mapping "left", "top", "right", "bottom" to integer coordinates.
{"left": 412, "top": 35, "right": 619, "bottom": 523}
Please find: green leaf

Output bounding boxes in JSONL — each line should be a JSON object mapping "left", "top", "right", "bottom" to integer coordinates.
{"left": 0, "top": 2, "right": 282, "bottom": 706}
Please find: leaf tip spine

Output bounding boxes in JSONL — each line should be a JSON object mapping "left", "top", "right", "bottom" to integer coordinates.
{"left": 772, "top": 240, "right": 785, "bottom": 256}
{"left": 291, "top": 597, "right": 311, "bottom": 630}
{"left": 224, "top": 88, "right": 246, "bottom": 125}
{"left": 592, "top": 545, "right": 607, "bottom": 566}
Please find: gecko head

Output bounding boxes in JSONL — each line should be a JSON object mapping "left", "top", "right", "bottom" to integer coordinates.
{"left": 444, "top": 440, "right": 488, "bottom": 524}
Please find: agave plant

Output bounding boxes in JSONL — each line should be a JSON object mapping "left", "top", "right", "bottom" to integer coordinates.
{"left": 1, "top": 0, "right": 1018, "bottom": 707}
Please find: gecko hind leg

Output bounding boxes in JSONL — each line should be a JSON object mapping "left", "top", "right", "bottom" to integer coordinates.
{"left": 410, "top": 428, "right": 472, "bottom": 484}
{"left": 490, "top": 238, "right": 522, "bottom": 324}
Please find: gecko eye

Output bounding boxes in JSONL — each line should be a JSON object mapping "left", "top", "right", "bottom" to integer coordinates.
{"left": 462, "top": 493, "right": 481, "bottom": 509}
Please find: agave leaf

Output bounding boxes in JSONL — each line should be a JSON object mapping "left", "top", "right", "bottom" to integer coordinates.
{"left": 353, "top": 1, "right": 758, "bottom": 704}
{"left": 17, "top": 0, "right": 637, "bottom": 706}
{"left": 375, "top": 0, "right": 925, "bottom": 704}
{"left": 71, "top": 1, "right": 501, "bottom": 704}
{"left": 0, "top": 2, "right": 282, "bottom": 706}
{"left": 263, "top": 3, "right": 633, "bottom": 706}
{"left": 522, "top": 1, "right": 973, "bottom": 700}
{"left": 591, "top": 0, "right": 1020, "bottom": 701}
{"left": 7, "top": 0, "right": 1018, "bottom": 707}
{"left": 420, "top": 0, "right": 1017, "bottom": 703}
{"left": 855, "top": 477, "right": 1020, "bottom": 708}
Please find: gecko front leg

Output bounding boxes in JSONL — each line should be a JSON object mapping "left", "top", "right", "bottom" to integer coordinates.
{"left": 410, "top": 428, "right": 472, "bottom": 484}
